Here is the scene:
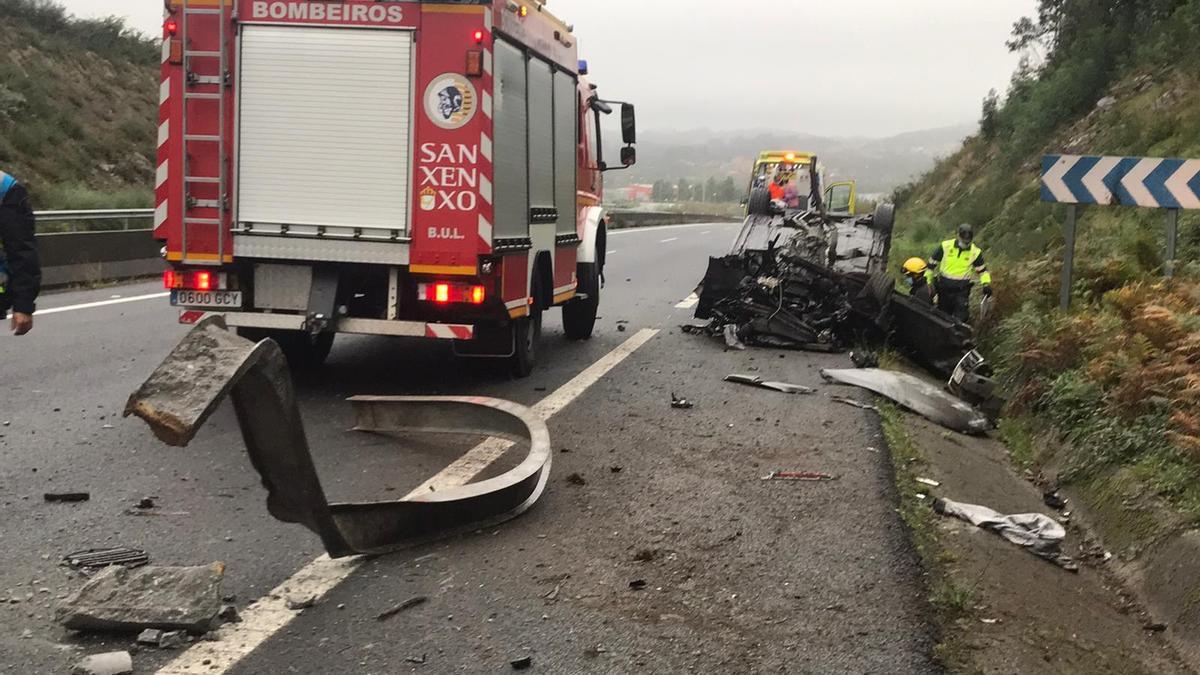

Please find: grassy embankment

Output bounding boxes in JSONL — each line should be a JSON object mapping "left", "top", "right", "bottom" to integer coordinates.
{"left": 893, "top": 0, "right": 1200, "bottom": 546}
{"left": 0, "top": 0, "right": 157, "bottom": 213}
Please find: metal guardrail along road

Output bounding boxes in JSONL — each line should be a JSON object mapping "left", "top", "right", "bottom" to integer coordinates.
{"left": 35, "top": 208, "right": 155, "bottom": 233}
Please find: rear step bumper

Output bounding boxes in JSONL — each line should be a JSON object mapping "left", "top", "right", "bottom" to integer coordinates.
{"left": 179, "top": 310, "right": 474, "bottom": 340}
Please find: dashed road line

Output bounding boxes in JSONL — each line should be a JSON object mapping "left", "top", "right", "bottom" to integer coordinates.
{"left": 675, "top": 293, "right": 700, "bottom": 309}
{"left": 661, "top": 237, "right": 679, "bottom": 243}
{"left": 155, "top": 328, "right": 661, "bottom": 675}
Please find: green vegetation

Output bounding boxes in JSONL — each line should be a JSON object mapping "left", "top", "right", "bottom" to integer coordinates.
{"left": 0, "top": 0, "right": 157, "bottom": 210}
{"left": 879, "top": 403, "right": 973, "bottom": 670}
{"left": 895, "top": 0, "right": 1200, "bottom": 528}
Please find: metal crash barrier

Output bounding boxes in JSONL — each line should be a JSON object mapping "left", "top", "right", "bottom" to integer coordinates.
{"left": 124, "top": 317, "right": 551, "bottom": 558}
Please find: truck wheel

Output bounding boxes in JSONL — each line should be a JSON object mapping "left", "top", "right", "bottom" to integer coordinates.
{"left": 563, "top": 263, "right": 600, "bottom": 340}
{"left": 872, "top": 203, "right": 896, "bottom": 234}
{"left": 510, "top": 309, "right": 542, "bottom": 378}
{"left": 237, "top": 328, "right": 333, "bottom": 369}
{"left": 747, "top": 187, "right": 773, "bottom": 216}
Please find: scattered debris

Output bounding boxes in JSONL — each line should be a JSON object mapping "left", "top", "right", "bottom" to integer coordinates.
{"left": 217, "top": 604, "right": 241, "bottom": 623}
{"left": 617, "top": 324, "right": 627, "bottom": 332}
{"left": 44, "top": 492, "right": 90, "bottom": 503}
{"left": 610, "top": 466, "right": 623, "bottom": 474}
{"left": 136, "top": 629, "right": 163, "bottom": 645}
{"left": 760, "top": 471, "right": 837, "bottom": 482}
{"left": 670, "top": 393, "right": 694, "bottom": 409}
{"left": 157, "top": 630, "right": 187, "bottom": 649}
{"left": 71, "top": 651, "right": 133, "bottom": 675}
{"left": 543, "top": 581, "right": 564, "bottom": 602}
{"left": 850, "top": 350, "right": 879, "bottom": 368}
{"left": 1043, "top": 491, "right": 1068, "bottom": 510}
{"left": 822, "top": 368, "right": 989, "bottom": 435}
{"left": 724, "top": 374, "right": 815, "bottom": 395}
{"left": 57, "top": 563, "right": 225, "bottom": 632}
{"left": 285, "top": 594, "right": 317, "bottom": 611}
{"left": 830, "top": 396, "right": 879, "bottom": 412}
{"left": 64, "top": 548, "right": 149, "bottom": 570}
{"left": 933, "top": 498, "right": 1078, "bottom": 571}
{"left": 566, "top": 473, "right": 587, "bottom": 486}
{"left": 915, "top": 477, "right": 941, "bottom": 488}
{"left": 980, "top": 618, "right": 999, "bottom": 625}
{"left": 510, "top": 655, "right": 533, "bottom": 670}
{"left": 1144, "top": 621, "right": 1168, "bottom": 632}
{"left": 135, "top": 498, "right": 156, "bottom": 510}
{"left": 633, "top": 549, "right": 660, "bottom": 563}
{"left": 628, "top": 579, "right": 647, "bottom": 590}
{"left": 376, "top": 596, "right": 428, "bottom": 621}
{"left": 406, "top": 654, "right": 428, "bottom": 664}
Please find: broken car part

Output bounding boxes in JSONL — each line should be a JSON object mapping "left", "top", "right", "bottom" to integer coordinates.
{"left": 947, "top": 349, "right": 998, "bottom": 404}
{"left": 725, "top": 374, "right": 815, "bottom": 395}
{"left": 670, "top": 393, "right": 694, "bottom": 409}
{"left": 933, "top": 497, "right": 1078, "bottom": 571}
{"left": 124, "top": 317, "right": 552, "bottom": 558}
{"left": 71, "top": 651, "right": 133, "bottom": 675}
{"left": 830, "top": 396, "right": 879, "bottom": 412}
{"left": 64, "top": 548, "right": 149, "bottom": 570}
{"left": 760, "top": 471, "right": 838, "bottom": 482}
{"left": 44, "top": 492, "right": 90, "bottom": 503}
{"left": 821, "top": 368, "right": 990, "bottom": 435}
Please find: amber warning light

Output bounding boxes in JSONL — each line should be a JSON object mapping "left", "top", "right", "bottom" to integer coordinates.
{"left": 164, "top": 270, "right": 216, "bottom": 291}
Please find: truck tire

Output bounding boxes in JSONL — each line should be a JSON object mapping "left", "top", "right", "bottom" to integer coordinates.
{"left": 510, "top": 310, "right": 542, "bottom": 378}
{"left": 563, "top": 262, "right": 599, "bottom": 340}
{"left": 747, "top": 187, "right": 773, "bottom": 216}
{"left": 237, "top": 328, "right": 334, "bottom": 369}
{"left": 872, "top": 202, "right": 896, "bottom": 234}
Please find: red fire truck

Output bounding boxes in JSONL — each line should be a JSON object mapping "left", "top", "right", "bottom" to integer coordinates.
{"left": 156, "top": 0, "right": 637, "bottom": 376}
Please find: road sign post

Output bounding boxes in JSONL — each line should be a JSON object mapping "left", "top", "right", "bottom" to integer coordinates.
{"left": 1042, "top": 154, "right": 1199, "bottom": 308}
{"left": 1061, "top": 204, "right": 1077, "bottom": 310}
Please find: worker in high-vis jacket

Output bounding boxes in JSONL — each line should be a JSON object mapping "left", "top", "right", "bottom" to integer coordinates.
{"left": 0, "top": 170, "right": 41, "bottom": 336}
{"left": 926, "top": 223, "right": 992, "bottom": 323}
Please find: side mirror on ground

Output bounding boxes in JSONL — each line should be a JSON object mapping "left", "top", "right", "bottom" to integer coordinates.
{"left": 620, "top": 146, "right": 636, "bottom": 167}
{"left": 621, "top": 103, "right": 636, "bottom": 145}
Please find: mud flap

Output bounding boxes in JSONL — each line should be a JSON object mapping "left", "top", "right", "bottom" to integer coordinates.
{"left": 124, "top": 317, "right": 552, "bottom": 558}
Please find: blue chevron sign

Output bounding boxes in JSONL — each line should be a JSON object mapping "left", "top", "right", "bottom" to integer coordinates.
{"left": 1041, "top": 155, "right": 1200, "bottom": 209}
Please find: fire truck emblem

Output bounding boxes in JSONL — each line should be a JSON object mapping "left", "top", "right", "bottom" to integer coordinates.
{"left": 425, "top": 74, "right": 477, "bottom": 130}
{"left": 420, "top": 186, "right": 437, "bottom": 211}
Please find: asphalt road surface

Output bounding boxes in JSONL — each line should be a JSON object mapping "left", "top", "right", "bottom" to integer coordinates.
{"left": 0, "top": 222, "right": 936, "bottom": 674}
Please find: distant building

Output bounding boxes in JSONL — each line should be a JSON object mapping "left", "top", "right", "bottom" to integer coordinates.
{"left": 615, "top": 184, "right": 653, "bottom": 202}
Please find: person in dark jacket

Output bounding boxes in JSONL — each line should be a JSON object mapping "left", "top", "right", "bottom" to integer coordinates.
{"left": 0, "top": 171, "right": 41, "bottom": 336}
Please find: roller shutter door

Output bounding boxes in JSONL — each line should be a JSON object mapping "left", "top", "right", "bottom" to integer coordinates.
{"left": 237, "top": 25, "right": 413, "bottom": 234}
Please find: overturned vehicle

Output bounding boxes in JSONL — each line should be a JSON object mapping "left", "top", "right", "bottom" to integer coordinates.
{"left": 691, "top": 169, "right": 980, "bottom": 381}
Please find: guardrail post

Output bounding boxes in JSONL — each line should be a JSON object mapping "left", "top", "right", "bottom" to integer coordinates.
{"left": 1060, "top": 204, "right": 1077, "bottom": 311}
{"left": 1165, "top": 208, "right": 1179, "bottom": 278}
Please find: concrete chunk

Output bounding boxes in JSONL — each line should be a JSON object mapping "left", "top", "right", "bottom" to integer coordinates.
{"left": 57, "top": 563, "right": 224, "bottom": 633}
{"left": 70, "top": 652, "right": 133, "bottom": 675}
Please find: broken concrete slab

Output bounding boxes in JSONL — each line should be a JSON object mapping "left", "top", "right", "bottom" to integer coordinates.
{"left": 821, "top": 368, "right": 989, "bottom": 435}
{"left": 57, "top": 563, "right": 224, "bottom": 633}
{"left": 70, "top": 652, "right": 133, "bottom": 675}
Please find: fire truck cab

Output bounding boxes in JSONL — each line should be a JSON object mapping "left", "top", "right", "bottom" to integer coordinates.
{"left": 156, "top": 0, "right": 637, "bottom": 376}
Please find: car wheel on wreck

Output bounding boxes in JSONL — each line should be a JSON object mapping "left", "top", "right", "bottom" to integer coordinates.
{"left": 747, "top": 187, "right": 773, "bottom": 216}
{"left": 872, "top": 202, "right": 896, "bottom": 234}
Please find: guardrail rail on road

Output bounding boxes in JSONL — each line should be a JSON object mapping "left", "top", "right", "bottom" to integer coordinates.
{"left": 33, "top": 208, "right": 161, "bottom": 288}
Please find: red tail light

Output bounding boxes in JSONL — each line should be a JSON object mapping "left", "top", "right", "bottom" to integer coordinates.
{"left": 473, "top": 30, "right": 485, "bottom": 44}
{"left": 163, "top": 270, "right": 177, "bottom": 289}
{"left": 165, "top": 19, "right": 178, "bottom": 36}
{"left": 165, "top": 270, "right": 223, "bottom": 291}
{"left": 195, "top": 271, "right": 212, "bottom": 291}
{"left": 419, "top": 282, "right": 487, "bottom": 305}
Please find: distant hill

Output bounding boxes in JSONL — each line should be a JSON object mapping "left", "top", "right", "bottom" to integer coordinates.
{"left": 617, "top": 124, "right": 975, "bottom": 195}
{"left": 0, "top": 0, "right": 157, "bottom": 209}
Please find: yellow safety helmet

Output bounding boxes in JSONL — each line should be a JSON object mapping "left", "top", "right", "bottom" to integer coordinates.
{"left": 903, "top": 257, "right": 927, "bottom": 276}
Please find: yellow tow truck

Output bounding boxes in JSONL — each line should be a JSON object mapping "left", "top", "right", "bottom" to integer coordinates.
{"left": 745, "top": 150, "right": 859, "bottom": 216}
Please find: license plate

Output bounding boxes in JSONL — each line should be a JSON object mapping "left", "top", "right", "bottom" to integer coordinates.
{"left": 171, "top": 289, "right": 243, "bottom": 309}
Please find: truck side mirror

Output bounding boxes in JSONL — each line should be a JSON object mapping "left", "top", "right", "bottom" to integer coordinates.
{"left": 620, "top": 145, "right": 637, "bottom": 167}
{"left": 621, "top": 103, "right": 636, "bottom": 145}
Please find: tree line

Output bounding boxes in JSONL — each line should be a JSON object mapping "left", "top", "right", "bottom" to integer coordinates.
{"left": 649, "top": 176, "right": 742, "bottom": 203}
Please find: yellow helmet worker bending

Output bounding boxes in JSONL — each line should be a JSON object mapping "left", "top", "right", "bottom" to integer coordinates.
{"left": 926, "top": 223, "right": 992, "bottom": 322}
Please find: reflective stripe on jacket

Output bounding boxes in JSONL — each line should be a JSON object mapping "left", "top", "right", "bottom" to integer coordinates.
{"left": 928, "top": 239, "right": 992, "bottom": 285}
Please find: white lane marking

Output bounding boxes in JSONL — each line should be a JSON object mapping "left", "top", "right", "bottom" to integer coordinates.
{"left": 675, "top": 293, "right": 699, "bottom": 310}
{"left": 660, "top": 237, "right": 679, "bottom": 243}
{"left": 37, "top": 292, "right": 169, "bottom": 316}
{"left": 156, "top": 328, "right": 661, "bottom": 675}
{"left": 701, "top": 231, "right": 711, "bottom": 235}
{"left": 608, "top": 221, "right": 739, "bottom": 237}
{"left": 607, "top": 249, "right": 617, "bottom": 255}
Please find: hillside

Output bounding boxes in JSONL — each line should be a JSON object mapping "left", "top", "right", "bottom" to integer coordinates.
{"left": 894, "top": 0, "right": 1200, "bottom": 578}
{"left": 620, "top": 124, "right": 973, "bottom": 195}
{"left": 0, "top": 0, "right": 158, "bottom": 209}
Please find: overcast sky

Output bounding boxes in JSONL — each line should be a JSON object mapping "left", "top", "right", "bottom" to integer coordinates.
{"left": 60, "top": 0, "right": 1036, "bottom": 137}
